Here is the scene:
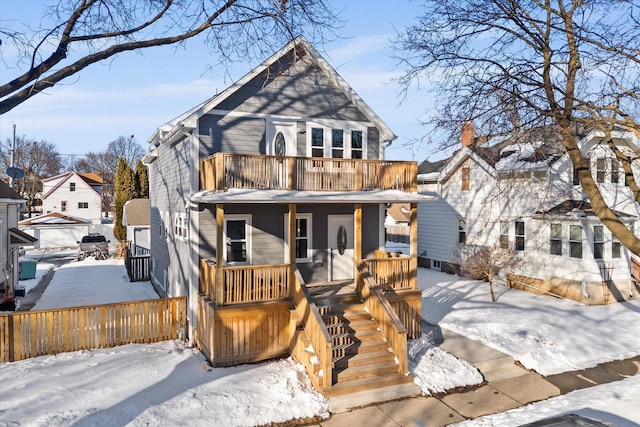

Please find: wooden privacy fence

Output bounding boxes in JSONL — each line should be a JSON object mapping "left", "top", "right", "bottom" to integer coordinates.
{"left": 0, "top": 297, "right": 187, "bottom": 362}
{"left": 125, "top": 246, "right": 151, "bottom": 282}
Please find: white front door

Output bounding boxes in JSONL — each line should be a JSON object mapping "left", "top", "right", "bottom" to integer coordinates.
{"left": 328, "top": 215, "right": 354, "bottom": 281}
{"left": 267, "top": 121, "right": 297, "bottom": 157}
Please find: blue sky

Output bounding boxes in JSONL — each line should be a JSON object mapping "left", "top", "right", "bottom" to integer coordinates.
{"left": 0, "top": 0, "right": 448, "bottom": 162}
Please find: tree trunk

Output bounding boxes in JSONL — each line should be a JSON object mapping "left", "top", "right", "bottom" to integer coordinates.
{"left": 488, "top": 272, "right": 496, "bottom": 302}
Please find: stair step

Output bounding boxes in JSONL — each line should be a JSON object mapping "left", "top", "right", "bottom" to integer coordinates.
{"left": 333, "top": 349, "right": 396, "bottom": 368}
{"left": 318, "top": 303, "right": 367, "bottom": 317}
{"left": 325, "top": 372, "right": 416, "bottom": 397}
{"left": 332, "top": 339, "right": 390, "bottom": 358}
{"left": 330, "top": 328, "right": 384, "bottom": 344}
{"left": 326, "top": 319, "right": 378, "bottom": 334}
{"left": 322, "top": 312, "right": 372, "bottom": 326}
{"left": 334, "top": 359, "right": 399, "bottom": 382}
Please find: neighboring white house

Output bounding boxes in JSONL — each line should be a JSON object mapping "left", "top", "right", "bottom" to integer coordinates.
{"left": 41, "top": 172, "right": 103, "bottom": 222}
{"left": 0, "top": 180, "right": 37, "bottom": 300}
{"left": 418, "top": 123, "right": 640, "bottom": 305}
{"left": 122, "top": 198, "right": 150, "bottom": 254}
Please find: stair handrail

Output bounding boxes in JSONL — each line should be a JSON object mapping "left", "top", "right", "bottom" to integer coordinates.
{"left": 291, "top": 265, "right": 333, "bottom": 389}
{"left": 353, "top": 258, "right": 409, "bottom": 374}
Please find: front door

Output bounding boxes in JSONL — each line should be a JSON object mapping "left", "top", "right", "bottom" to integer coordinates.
{"left": 328, "top": 215, "right": 354, "bottom": 281}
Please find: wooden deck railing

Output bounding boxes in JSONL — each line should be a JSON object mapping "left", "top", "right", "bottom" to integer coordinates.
{"left": 364, "top": 257, "right": 414, "bottom": 290}
{"left": 0, "top": 297, "right": 187, "bottom": 362}
{"left": 200, "top": 153, "right": 417, "bottom": 192}
{"left": 291, "top": 266, "right": 333, "bottom": 389}
{"left": 354, "top": 258, "right": 408, "bottom": 375}
{"left": 199, "top": 260, "right": 290, "bottom": 305}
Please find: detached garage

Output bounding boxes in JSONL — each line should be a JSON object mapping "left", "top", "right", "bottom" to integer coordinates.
{"left": 18, "top": 212, "right": 90, "bottom": 249}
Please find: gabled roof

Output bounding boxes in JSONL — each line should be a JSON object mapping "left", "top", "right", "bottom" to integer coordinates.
{"left": 148, "top": 35, "right": 396, "bottom": 146}
{"left": 123, "top": 198, "right": 150, "bottom": 226}
{"left": 535, "top": 199, "right": 635, "bottom": 219}
{"left": 41, "top": 171, "right": 103, "bottom": 199}
{"left": 0, "top": 180, "right": 24, "bottom": 201}
{"left": 19, "top": 212, "right": 91, "bottom": 226}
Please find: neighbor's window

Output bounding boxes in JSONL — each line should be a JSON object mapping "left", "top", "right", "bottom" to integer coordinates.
{"left": 458, "top": 219, "right": 467, "bottom": 244}
{"left": 515, "top": 221, "right": 525, "bottom": 251}
{"left": 569, "top": 225, "right": 583, "bottom": 258}
{"left": 351, "top": 131, "right": 363, "bottom": 159}
{"left": 462, "top": 167, "right": 470, "bottom": 191}
{"left": 78, "top": 202, "right": 88, "bottom": 209}
{"left": 332, "top": 129, "right": 344, "bottom": 158}
{"left": 311, "top": 128, "right": 324, "bottom": 157}
{"left": 550, "top": 223, "right": 562, "bottom": 255}
{"left": 225, "top": 215, "right": 251, "bottom": 264}
{"left": 593, "top": 225, "right": 604, "bottom": 259}
{"left": 61, "top": 201, "right": 67, "bottom": 212}
{"left": 70, "top": 182, "right": 76, "bottom": 192}
{"left": 596, "top": 158, "right": 606, "bottom": 183}
{"left": 611, "top": 159, "right": 620, "bottom": 184}
{"left": 612, "top": 232, "right": 621, "bottom": 259}
{"left": 499, "top": 221, "right": 509, "bottom": 249}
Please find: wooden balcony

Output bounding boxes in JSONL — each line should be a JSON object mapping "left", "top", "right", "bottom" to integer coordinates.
{"left": 200, "top": 153, "right": 418, "bottom": 192}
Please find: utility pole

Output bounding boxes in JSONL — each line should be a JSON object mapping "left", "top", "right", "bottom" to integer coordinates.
{"left": 9, "top": 123, "right": 16, "bottom": 187}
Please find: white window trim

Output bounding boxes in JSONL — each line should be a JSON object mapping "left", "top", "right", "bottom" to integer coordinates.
{"left": 284, "top": 213, "right": 313, "bottom": 263}
{"left": 224, "top": 214, "right": 252, "bottom": 265}
{"left": 174, "top": 212, "right": 188, "bottom": 241}
{"left": 305, "top": 121, "right": 368, "bottom": 159}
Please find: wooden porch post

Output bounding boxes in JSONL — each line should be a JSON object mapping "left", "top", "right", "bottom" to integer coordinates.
{"left": 354, "top": 204, "right": 362, "bottom": 287}
{"left": 215, "top": 204, "right": 225, "bottom": 306}
{"left": 288, "top": 203, "right": 297, "bottom": 295}
{"left": 410, "top": 203, "right": 418, "bottom": 289}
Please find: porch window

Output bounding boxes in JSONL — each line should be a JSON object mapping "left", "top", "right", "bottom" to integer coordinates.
{"left": 569, "top": 225, "right": 582, "bottom": 258}
{"left": 515, "top": 221, "right": 525, "bottom": 251}
{"left": 612, "top": 232, "right": 621, "bottom": 258}
{"left": 61, "top": 201, "right": 67, "bottom": 212}
{"left": 499, "top": 221, "right": 509, "bottom": 249}
{"left": 70, "top": 182, "right": 76, "bottom": 192}
{"left": 458, "top": 219, "right": 466, "bottom": 244}
{"left": 351, "top": 131, "right": 363, "bottom": 159}
{"left": 311, "top": 128, "right": 324, "bottom": 157}
{"left": 332, "top": 130, "right": 344, "bottom": 158}
{"left": 224, "top": 215, "right": 251, "bottom": 264}
{"left": 550, "top": 223, "right": 562, "bottom": 255}
{"left": 284, "top": 213, "right": 313, "bottom": 262}
{"left": 593, "top": 225, "right": 604, "bottom": 259}
{"left": 462, "top": 167, "right": 470, "bottom": 191}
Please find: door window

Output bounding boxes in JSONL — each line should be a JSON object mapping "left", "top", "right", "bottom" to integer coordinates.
{"left": 337, "top": 226, "right": 347, "bottom": 255}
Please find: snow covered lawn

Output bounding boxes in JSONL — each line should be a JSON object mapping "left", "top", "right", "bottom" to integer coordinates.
{"left": 2, "top": 249, "right": 640, "bottom": 426}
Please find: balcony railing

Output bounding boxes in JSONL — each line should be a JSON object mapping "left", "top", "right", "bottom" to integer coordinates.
{"left": 200, "top": 153, "right": 417, "bottom": 192}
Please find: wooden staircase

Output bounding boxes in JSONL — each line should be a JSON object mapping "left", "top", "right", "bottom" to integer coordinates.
{"left": 304, "top": 281, "right": 420, "bottom": 410}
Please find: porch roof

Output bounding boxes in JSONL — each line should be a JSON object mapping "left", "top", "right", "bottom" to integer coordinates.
{"left": 189, "top": 189, "right": 434, "bottom": 204}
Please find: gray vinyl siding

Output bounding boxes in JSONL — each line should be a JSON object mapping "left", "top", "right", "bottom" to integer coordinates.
{"left": 148, "top": 137, "right": 192, "bottom": 298}
{"left": 198, "top": 115, "right": 266, "bottom": 158}
{"left": 216, "top": 51, "right": 368, "bottom": 122}
{"left": 367, "top": 127, "right": 381, "bottom": 159}
{"left": 196, "top": 203, "right": 382, "bottom": 284}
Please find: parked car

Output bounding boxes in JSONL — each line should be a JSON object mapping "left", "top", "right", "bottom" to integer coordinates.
{"left": 77, "top": 233, "right": 110, "bottom": 260}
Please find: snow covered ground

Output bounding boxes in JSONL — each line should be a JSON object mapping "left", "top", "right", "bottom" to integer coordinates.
{"left": 1, "top": 248, "right": 639, "bottom": 426}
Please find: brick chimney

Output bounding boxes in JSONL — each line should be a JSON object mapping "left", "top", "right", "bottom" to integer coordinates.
{"left": 461, "top": 121, "right": 475, "bottom": 147}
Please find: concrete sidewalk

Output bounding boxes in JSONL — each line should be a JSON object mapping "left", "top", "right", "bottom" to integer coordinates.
{"left": 306, "top": 321, "right": 640, "bottom": 427}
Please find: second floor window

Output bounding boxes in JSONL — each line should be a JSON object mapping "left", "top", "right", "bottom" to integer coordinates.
{"left": 61, "top": 201, "right": 67, "bottom": 212}
{"left": 351, "top": 131, "right": 363, "bottom": 159}
{"left": 612, "top": 232, "right": 621, "bottom": 258}
{"left": 461, "top": 167, "right": 470, "bottom": 191}
{"left": 78, "top": 202, "right": 88, "bottom": 209}
{"left": 70, "top": 182, "right": 76, "bottom": 192}
{"left": 311, "top": 128, "right": 324, "bottom": 157}
{"left": 596, "top": 158, "right": 606, "bottom": 183}
{"left": 307, "top": 123, "right": 366, "bottom": 158}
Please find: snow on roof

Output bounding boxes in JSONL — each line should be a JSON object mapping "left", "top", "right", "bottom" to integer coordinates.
{"left": 495, "top": 141, "right": 551, "bottom": 171}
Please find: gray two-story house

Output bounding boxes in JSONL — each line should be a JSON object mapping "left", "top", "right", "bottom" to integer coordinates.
{"left": 143, "top": 36, "right": 428, "bottom": 408}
